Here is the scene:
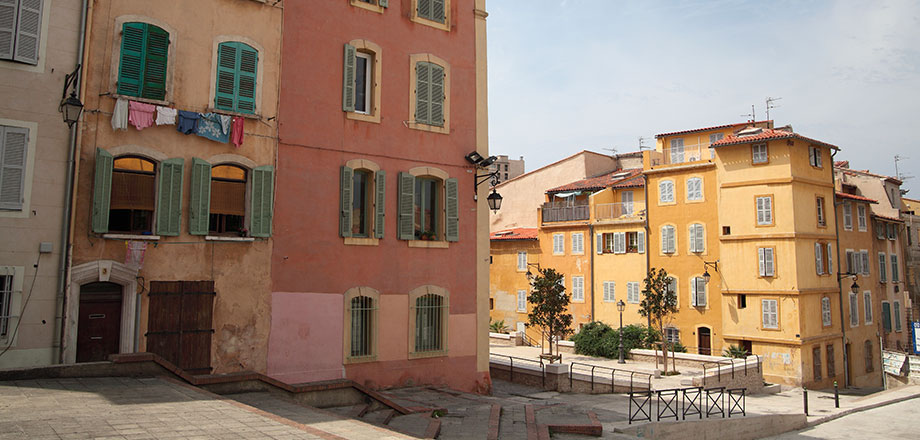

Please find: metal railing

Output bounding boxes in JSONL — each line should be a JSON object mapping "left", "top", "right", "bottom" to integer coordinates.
{"left": 490, "top": 353, "right": 545, "bottom": 388}
{"left": 628, "top": 386, "right": 747, "bottom": 424}
{"left": 595, "top": 202, "right": 646, "bottom": 221}
{"left": 700, "top": 355, "right": 761, "bottom": 386}
{"left": 569, "top": 362, "right": 653, "bottom": 394}
{"left": 660, "top": 145, "right": 714, "bottom": 165}
{"left": 541, "top": 202, "right": 590, "bottom": 222}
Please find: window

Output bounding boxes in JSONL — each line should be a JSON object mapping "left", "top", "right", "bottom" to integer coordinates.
{"left": 887, "top": 223, "right": 897, "bottom": 240}
{"left": 343, "top": 41, "right": 382, "bottom": 122}
{"left": 93, "top": 152, "right": 170, "bottom": 235}
{"left": 756, "top": 196, "right": 773, "bottom": 225}
{"left": 626, "top": 281, "right": 640, "bottom": 304}
{"left": 690, "top": 277, "right": 706, "bottom": 307}
{"left": 603, "top": 231, "right": 644, "bottom": 254}
{"left": 628, "top": 231, "right": 644, "bottom": 253}
{"left": 689, "top": 223, "right": 704, "bottom": 253}
{"left": 572, "top": 276, "right": 584, "bottom": 301}
{"left": 665, "top": 327, "right": 680, "bottom": 344}
{"left": 826, "top": 345, "right": 836, "bottom": 378}
{"left": 812, "top": 346, "right": 822, "bottom": 381}
{"left": 821, "top": 297, "right": 832, "bottom": 327}
{"left": 661, "top": 225, "right": 676, "bottom": 254}
{"left": 413, "top": 60, "right": 446, "bottom": 127}
{"left": 738, "top": 294, "right": 747, "bottom": 309}
{"left": 572, "top": 233, "right": 584, "bottom": 254}
{"left": 860, "top": 250, "right": 870, "bottom": 276}
{"left": 709, "top": 133, "right": 724, "bottom": 145}
{"left": 659, "top": 180, "right": 674, "bottom": 203}
{"left": 893, "top": 301, "right": 902, "bottom": 332}
{"left": 849, "top": 293, "right": 858, "bottom": 327}
{"left": 667, "top": 277, "right": 678, "bottom": 301}
{"left": 0, "top": 273, "right": 13, "bottom": 337}
{"left": 686, "top": 177, "right": 702, "bottom": 201}
{"left": 412, "top": 289, "right": 448, "bottom": 354}
{"left": 0, "top": 125, "right": 28, "bottom": 211}
{"left": 758, "top": 247, "right": 775, "bottom": 277}
{"left": 215, "top": 41, "right": 258, "bottom": 114}
{"left": 517, "top": 290, "right": 526, "bottom": 312}
{"left": 189, "top": 159, "right": 275, "bottom": 238}
{"left": 815, "top": 243, "right": 825, "bottom": 275}
{"left": 857, "top": 205, "right": 867, "bottom": 231}
{"left": 762, "top": 299, "right": 778, "bottom": 329}
{"left": 816, "top": 197, "right": 826, "bottom": 227}
{"left": 879, "top": 253, "right": 887, "bottom": 282}
{"left": 117, "top": 22, "right": 169, "bottom": 100}
{"left": 842, "top": 202, "right": 852, "bottom": 230}
{"left": 808, "top": 146, "right": 822, "bottom": 168}
{"left": 347, "top": 294, "right": 377, "bottom": 359}
{"left": 864, "top": 340, "right": 873, "bottom": 372}
{"left": 350, "top": 0, "right": 388, "bottom": 13}
{"left": 876, "top": 221, "right": 885, "bottom": 239}
{"left": 864, "top": 292, "right": 873, "bottom": 325}
{"left": 752, "top": 143, "right": 768, "bottom": 164}
{"left": 0, "top": 0, "right": 43, "bottom": 65}
{"left": 622, "top": 191, "right": 634, "bottom": 214}
{"left": 413, "top": 0, "right": 448, "bottom": 26}
{"left": 891, "top": 254, "right": 899, "bottom": 282}
{"left": 827, "top": 243, "right": 834, "bottom": 275}
{"left": 846, "top": 250, "right": 854, "bottom": 274}
{"left": 553, "top": 233, "right": 564, "bottom": 254}
{"left": 669, "top": 139, "right": 684, "bottom": 163}
{"left": 882, "top": 301, "right": 892, "bottom": 332}
{"left": 397, "top": 171, "right": 458, "bottom": 242}
{"left": 602, "top": 281, "right": 615, "bottom": 302}
{"left": 517, "top": 251, "right": 527, "bottom": 271}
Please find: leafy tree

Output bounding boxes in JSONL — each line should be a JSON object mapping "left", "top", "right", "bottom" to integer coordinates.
{"left": 571, "top": 322, "right": 660, "bottom": 358}
{"left": 638, "top": 267, "right": 678, "bottom": 374}
{"left": 489, "top": 319, "right": 509, "bottom": 334}
{"left": 527, "top": 268, "right": 573, "bottom": 361}
{"left": 723, "top": 344, "right": 749, "bottom": 359}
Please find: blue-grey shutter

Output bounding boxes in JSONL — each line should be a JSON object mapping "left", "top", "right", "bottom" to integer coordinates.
{"left": 251, "top": 165, "right": 274, "bottom": 237}
{"left": 417, "top": 0, "right": 431, "bottom": 20}
{"left": 0, "top": 126, "right": 28, "bottom": 211}
{"left": 445, "top": 177, "right": 459, "bottom": 242}
{"left": 188, "top": 158, "right": 211, "bottom": 235}
{"left": 415, "top": 62, "right": 429, "bottom": 124}
{"left": 340, "top": 166, "right": 353, "bottom": 238}
{"left": 431, "top": 0, "right": 446, "bottom": 23}
{"left": 91, "top": 148, "right": 113, "bottom": 233}
{"left": 375, "top": 170, "right": 386, "bottom": 239}
{"left": 379, "top": 0, "right": 388, "bottom": 8}
{"left": 0, "top": 0, "right": 17, "bottom": 60}
{"left": 398, "top": 172, "right": 415, "bottom": 240}
{"left": 156, "top": 158, "right": 184, "bottom": 236}
{"left": 342, "top": 44, "right": 356, "bottom": 112}
{"left": 13, "top": 0, "right": 41, "bottom": 65}
{"left": 429, "top": 64, "right": 444, "bottom": 127}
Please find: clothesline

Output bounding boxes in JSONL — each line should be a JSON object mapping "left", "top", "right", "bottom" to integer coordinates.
{"left": 111, "top": 97, "right": 245, "bottom": 148}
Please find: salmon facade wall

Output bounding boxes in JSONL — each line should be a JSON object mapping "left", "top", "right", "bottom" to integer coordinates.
{"left": 67, "top": 0, "right": 282, "bottom": 373}
{"left": 271, "top": 0, "right": 489, "bottom": 393}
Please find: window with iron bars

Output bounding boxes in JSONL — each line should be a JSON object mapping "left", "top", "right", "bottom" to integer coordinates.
{"left": 348, "top": 295, "right": 377, "bottom": 358}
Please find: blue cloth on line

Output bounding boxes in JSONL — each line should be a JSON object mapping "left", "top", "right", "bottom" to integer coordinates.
{"left": 196, "top": 113, "right": 230, "bottom": 143}
{"left": 176, "top": 111, "right": 199, "bottom": 134}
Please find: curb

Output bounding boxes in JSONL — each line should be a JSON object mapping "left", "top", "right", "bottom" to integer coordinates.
{"left": 805, "top": 390, "right": 920, "bottom": 428}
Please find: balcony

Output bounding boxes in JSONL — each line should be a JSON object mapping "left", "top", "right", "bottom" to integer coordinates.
{"left": 541, "top": 202, "right": 589, "bottom": 223}
{"left": 651, "top": 144, "right": 715, "bottom": 166}
{"left": 595, "top": 201, "right": 646, "bottom": 221}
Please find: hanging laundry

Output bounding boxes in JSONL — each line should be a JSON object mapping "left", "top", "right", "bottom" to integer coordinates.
{"left": 230, "top": 116, "right": 244, "bottom": 148}
{"left": 218, "top": 114, "right": 232, "bottom": 135}
{"left": 155, "top": 106, "right": 177, "bottom": 125}
{"left": 176, "top": 110, "right": 200, "bottom": 134}
{"left": 196, "top": 113, "right": 230, "bottom": 143}
{"left": 128, "top": 101, "right": 156, "bottom": 130}
{"left": 111, "top": 98, "right": 128, "bottom": 131}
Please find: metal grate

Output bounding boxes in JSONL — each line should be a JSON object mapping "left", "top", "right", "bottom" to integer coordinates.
{"left": 414, "top": 294, "right": 447, "bottom": 352}
{"left": 349, "top": 296, "right": 376, "bottom": 357}
{"left": 0, "top": 275, "right": 11, "bottom": 337}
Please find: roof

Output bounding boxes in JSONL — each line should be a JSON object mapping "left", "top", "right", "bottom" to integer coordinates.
{"left": 655, "top": 121, "right": 772, "bottom": 138}
{"left": 834, "top": 160, "right": 849, "bottom": 168}
{"left": 835, "top": 192, "right": 877, "bottom": 204}
{"left": 490, "top": 228, "right": 538, "bottom": 241}
{"left": 710, "top": 128, "right": 839, "bottom": 151}
{"left": 493, "top": 150, "right": 612, "bottom": 189}
{"left": 872, "top": 213, "right": 904, "bottom": 223}
{"left": 835, "top": 167, "right": 903, "bottom": 185}
{"left": 546, "top": 168, "right": 644, "bottom": 194}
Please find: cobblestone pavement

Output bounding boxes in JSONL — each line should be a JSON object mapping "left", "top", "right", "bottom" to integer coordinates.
{"left": 764, "top": 396, "right": 920, "bottom": 439}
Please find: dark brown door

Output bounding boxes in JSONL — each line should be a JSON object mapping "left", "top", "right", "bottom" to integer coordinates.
{"left": 146, "top": 281, "right": 215, "bottom": 374}
{"left": 76, "top": 282, "right": 122, "bottom": 362}
{"left": 698, "top": 327, "right": 712, "bottom": 355}
{"left": 741, "top": 340, "right": 753, "bottom": 357}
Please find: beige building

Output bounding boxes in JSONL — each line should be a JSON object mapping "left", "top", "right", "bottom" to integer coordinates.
{"left": 488, "top": 155, "right": 524, "bottom": 185}
{"left": 902, "top": 197, "right": 920, "bottom": 324}
{"left": 0, "top": 0, "right": 85, "bottom": 368}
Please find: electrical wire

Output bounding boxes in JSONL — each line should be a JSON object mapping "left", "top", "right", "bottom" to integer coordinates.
{"left": 0, "top": 253, "right": 42, "bottom": 360}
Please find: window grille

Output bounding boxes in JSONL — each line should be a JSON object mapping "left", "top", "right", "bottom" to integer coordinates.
{"left": 349, "top": 295, "right": 376, "bottom": 357}
{"left": 414, "top": 294, "right": 447, "bottom": 352}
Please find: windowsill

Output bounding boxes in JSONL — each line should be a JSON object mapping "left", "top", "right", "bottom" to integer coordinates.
{"left": 346, "top": 110, "right": 381, "bottom": 124}
{"left": 516, "top": 309, "right": 526, "bottom": 313}
{"left": 755, "top": 223, "right": 775, "bottom": 228}
{"left": 111, "top": 93, "right": 171, "bottom": 107}
{"left": 206, "top": 107, "right": 261, "bottom": 120}
{"left": 410, "top": 15, "right": 450, "bottom": 32}
{"left": 350, "top": 0, "right": 385, "bottom": 13}
{"left": 572, "top": 299, "right": 585, "bottom": 303}
{"left": 102, "top": 233, "right": 161, "bottom": 241}
{"left": 658, "top": 201, "right": 676, "bottom": 206}
{"left": 408, "top": 240, "right": 449, "bottom": 249}
{"left": 345, "top": 237, "right": 380, "bottom": 246}
{"left": 408, "top": 349, "right": 448, "bottom": 359}
{"left": 686, "top": 199, "right": 704, "bottom": 204}
{"left": 205, "top": 235, "right": 255, "bottom": 242}
{"left": 407, "top": 121, "right": 449, "bottom": 134}
{"left": 344, "top": 354, "right": 378, "bottom": 364}
{"left": 752, "top": 161, "right": 770, "bottom": 166}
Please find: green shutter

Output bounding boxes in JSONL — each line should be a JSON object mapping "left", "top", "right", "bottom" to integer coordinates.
{"left": 156, "top": 158, "right": 184, "bottom": 236}
{"left": 429, "top": 64, "right": 444, "bottom": 127}
{"left": 91, "top": 148, "right": 113, "bottom": 234}
{"left": 188, "top": 158, "right": 211, "bottom": 236}
{"left": 142, "top": 24, "right": 168, "bottom": 100}
{"left": 431, "top": 0, "right": 446, "bottom": 23}
{"left": 415, "top": 62, "right": 430, "bottom": 124}
{"left": 251, "top": 165, "right": 274, "bottom": 237}
{"left": 375, "top": 170, "right": 386, "bottom": 239}
{"left": 417, "top": 0, "right": 431, "bottom": 20}
{"left": 117, "top": 22, "right": 145, "bottom": 97}
{"left": 445, "top": 177, "right": 458, "bottom": 242}
{"left": 340, "top": 166, "right": 353, "bottom": 238}
{"left": 882, "top": 302, "right": 892, "bottom": 332}
{"left": 215, "top": 42, "right": 258, "bottom": 114}
{"left": 214, "top": 42, "right": 238, "bottom": 111}
{"left": 237, "top": 44, "right": 258, "bottom": 114}
{"left": 342, "top": 44, "right": 356, "bottom": 112}
{"left": 398, "top": 172, "right": 415, "bottom": 240}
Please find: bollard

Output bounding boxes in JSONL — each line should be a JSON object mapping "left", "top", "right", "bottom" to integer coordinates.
{"left": 803, "top": 387, "right": 809, "bottom": 416}
{"left": 834, "top": 381, "right": 839, "bottom": 408}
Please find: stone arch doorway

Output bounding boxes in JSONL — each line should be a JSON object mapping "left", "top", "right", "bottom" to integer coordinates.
{"left": 698, "top": 327, "right": 712, "bottom": 355}
{"left": 64, "top": 260, "right": 138, "bottom": 364}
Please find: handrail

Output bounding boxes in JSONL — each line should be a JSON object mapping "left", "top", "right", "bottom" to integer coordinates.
{"left": 569, "top": 361, "right": 653, "bottom": 393}
{"left": 490, "top": 353, "right": 545, "bottom": 388}
{"left": 700, "top": 356, "right": 762, "bottom": 386}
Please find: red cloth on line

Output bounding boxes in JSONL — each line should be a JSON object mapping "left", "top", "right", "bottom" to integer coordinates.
{"left": 128, "top": 101, "right": 156, "bottom": 130}
{"left": 231, "top": 116, "right": 244, "bottom": 148}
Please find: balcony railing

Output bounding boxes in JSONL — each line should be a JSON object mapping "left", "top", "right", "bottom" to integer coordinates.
{"left": 652, "top": 144, "right": 715, "bottom": 166}
{"left": 595, "top": 201, "right": 646, "bottom": 221}
{"left": 542, "top": 202, "right": 589, "bottom": 222}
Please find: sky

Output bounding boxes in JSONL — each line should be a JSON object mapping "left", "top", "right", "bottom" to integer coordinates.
{"left": 486, "top": 0, "right": 920, "bottom": 195}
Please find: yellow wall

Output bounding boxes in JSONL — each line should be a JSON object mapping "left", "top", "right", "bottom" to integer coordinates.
{"left": 538, "top": 224, "right": 594, "bottom": 331}
{"left": 489, "top": 239, "right": 540, "bottom": 335}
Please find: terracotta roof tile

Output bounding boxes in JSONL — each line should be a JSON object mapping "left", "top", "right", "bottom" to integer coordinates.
{"left": 872, "top": 213, "right": 904, "bottom": 223}
{"left": 546, "top": 168, "right": 644, "bottom": 194}
{"left": 835, "top": 167, "right": 902, "bottom": 185}
{"left": 835, "top": 192, "right": 877, "bottom": 204}
{"left": 710, "top": 128, "right": 839, "bottom": 151}
{"left": 490, "top": 228, "right": 538, "bottom": 241}
{"left": 655, "top": 120, "right": 771, "bottom": 138}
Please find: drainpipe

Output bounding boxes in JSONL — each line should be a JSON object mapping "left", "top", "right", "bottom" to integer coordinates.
{"left": 589, "top": 223, "right": 595, "bottom": 323}
{"left": 57, "top": 0, "right": 90, "bottom": 364}
{"left": 643, "top": 174, "right": 651, "bottom": 329}
{"left": 831, "top": 149, "right": 850, "bottom": 388}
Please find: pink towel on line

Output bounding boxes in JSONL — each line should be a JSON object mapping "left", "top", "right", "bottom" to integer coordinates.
{"left": 128, "top": 101, "right": 156, "bottom": 130}
{"left": 231, "top": 116, "right": 244, "bottom": 148}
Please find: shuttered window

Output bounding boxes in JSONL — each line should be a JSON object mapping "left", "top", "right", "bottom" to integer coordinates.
{"left": 661, "top": 225, "right": 675, "bottom": 254}
{"left": 686, "top": 177, "right": 702, "bottom": 201}
{"left": 812, "top": 346, "right": 822, "bottom": 381}
{"left": 626, "top": 281, "right": 640, "bottom": 304}
{"left": 689, "top": 224, "right": 704, "bottom": 253}
{"left": 215, "top": 41, "right": 258, "bottom": 114}
{"left": 756, "top": 196, "right": 772, "bottom": 225}
{"left": 821, "top": 297, "right": 832, "bottom": 327}
{"left": 0, "top": 125, "right": 28, "bottom": 211}
{"left": 517, "top": 251, "right": 527, "bottom": 271}
{"left": 208, "top": 165, "right": 246, "bottom": 235}
{"left": 155, "top": 158, "right": 183, "bottom": 236}
{"left": 815, "top": 242, "right": 824, "bottom": 275}
{"left": 250, "top": 165, "right": 274, "bottom": 237}
{"left": 602, "top": 281, "right": 614, "bottom": 302}
{"left": 849, "top": 293, "right": 858, "bottom": 327}
{"left": 659, "top": 180, "right": 674, "bottom": 203}
{"left": 882, "top": 301, "right": 891, "bottom": 332}
{"left": 891, "top": 254, "right": 899, "bottom": 282}
{"left": 865, "top": 292, "right": 873, "bottom": 325}
{"left": 857, "top": 205, "right": 867, "bottom": 231}
{"left": 517, "top": 290, "right": 526, "bottom": 312}
{"left": 690, "top": 277, "right": 706, "bottom": 307}
{"left": 879, "top": 253, "right": 887, "bottom": 282}
{"left": 553, "top": 233, "right": 564, "bottom": 254}
{"left": 117, "top": 22, "right": 169, "bottom": 101}
{"left": 860, "top": 251, "right": 870, "bottom": 276}
{"left": 752, "top": 143, "right": 768, "bottom": 163}
{"left": 0, "top": 273, "right": 14, "bottom": 337}
{"left": 571, "top": 233, "right": 584, "bottom": 254}
{"left": 397, "top": 172, "right": 453, "bottom": 241}
{"left": 572, "top": 276, "right": 584, "bottom": 301}
{"left": 842, "top": 201, "right": 852, "bottom": 230}
{"left": 416, "top": 0, "right": 446, "bottom": 23}
{"left": 758, "top": 247, "right": 775, "bottom": 277}
{"left": 864, "top": 340, "right": 873, "bottom": 372}
{"left": 109, "top": 156, "right": 156, "bottom": 234}
{"left": 0, "top": 0, "right": 42, "bottom": 65}
{"left": 762, "top": 299, "right": 778, "bottom": 329}
{"left": 893, "top": 301, "right": 902, "bottom": 331}
{"left": 415, "top": 61, "right": 445, "bottom": 126}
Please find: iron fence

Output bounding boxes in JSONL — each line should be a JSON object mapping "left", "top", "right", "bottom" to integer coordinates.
{"left": 568, "top": 362, "right": 653, "bottom": 393}
{"left": 490, "top": 353, "right": 545, "bottom": 388}
{"left": 628, "top": 386, "right": 746, "bottom": 424}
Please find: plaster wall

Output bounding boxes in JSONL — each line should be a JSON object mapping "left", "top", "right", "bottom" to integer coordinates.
{"left": 489, "top": 240, "right": 540, "bottom": 334}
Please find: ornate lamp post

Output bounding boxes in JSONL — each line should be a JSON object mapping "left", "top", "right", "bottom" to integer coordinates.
{"left": 617, "top": 299, "right": 626, "bottom": 364}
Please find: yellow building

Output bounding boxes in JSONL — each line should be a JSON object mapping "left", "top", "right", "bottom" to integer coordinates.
{"left": 489, "top": 228, "right": 539, "bottom": 336}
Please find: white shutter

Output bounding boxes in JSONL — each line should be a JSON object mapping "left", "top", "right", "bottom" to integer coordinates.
{"left": 13, "top": 0, "right": 40, "bottom": 64}
{"left": 826, "top": 243, "right": 833, "bottom": 274}
{"left": 815, "top": 243, "right": 824, "bottom": 275}
{"left": 696, "top": 278, "right": 706, "bottom": 307}
{"left": 756, "top": 197, "right": 765, "bottom": 224}
{"left": 861, "top": 251, "right": 870, "bottom": 276}
{"left": 614, "top": 232, "right": 624, "bottom": 254}
{"left": 758, "top": 248, "right": 766, "bottom": 276}
{"left": 691, "top": 279, "right": 698, "bottom": 306}
{"left": 596, "top": 233, "right": 603, "bottom": 255}
{"left": 765, "top": 248, "right": 775, "bottom": 276}
{"left": 637, "top": 231, "right": 645, "bottom": 254}
{"left": 0, "top": 126, "right": 28, "bottom": 210}
{"left": 0, "top": 0, "right": 17, "bottom": 60}
{"left": 763, "top": 197, "right": 772, "bottom": 224}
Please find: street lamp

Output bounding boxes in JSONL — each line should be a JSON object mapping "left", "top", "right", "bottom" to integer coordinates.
{"left": 702, "top": 260, "right": 719, "bottom": 284}
{"left": 487, "top": 189, "right": 503, "bottom": 211}
{"left": 468, "top": 150, "right": 503, "bottom": 212}
{"left": 617, "top": 299, "right": 626, "bottom": 364}
{"left": 839, "top": 273, "right": 859, "bottom": 294}
{"left": 59, "top": 64, "right": 84, "bottom": 128}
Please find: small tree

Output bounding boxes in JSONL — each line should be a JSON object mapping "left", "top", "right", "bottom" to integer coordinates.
{"left": 638, "top": 267, "right": 678, "bottom": 374}
{"left": 528, "top": 268, "right": 573, "bottom": 361}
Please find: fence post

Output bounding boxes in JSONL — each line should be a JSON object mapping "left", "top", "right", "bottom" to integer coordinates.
{"left": 834, "top": 381, "right": 839, "bottom": 408}
{"left": 510, "top": 357, "right": 514, "bottom": 383}
{"left": 569, "top": 363, "right": 573, "bottom": 390}
{"left": 803, "top": 387, "right": 809, "bottom": 416}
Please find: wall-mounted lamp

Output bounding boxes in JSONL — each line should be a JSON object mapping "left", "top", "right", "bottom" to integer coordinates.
{"left": 60, "top": 64, "right": 84, "bottom": 127}
{"left": 838, "top": 273, "right": 860, "bottom": 294}
{"left": 467, "top": 150, "right": 503, "bottom": 212}
{"left": 702, "top": 260, "right": 719, "bottom": 284}
{"left": 525, "top": 262, "right": 542, "bottom": 280}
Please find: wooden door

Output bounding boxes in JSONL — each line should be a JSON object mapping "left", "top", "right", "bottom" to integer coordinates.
{"left": 146, "top": 281, "right": 215, "bottom": 374}
{"left": 76, "top": 282, "right": 122, "bottom": 362}
{"left": 698, "top": 327, "right": 712, "bottom": 355}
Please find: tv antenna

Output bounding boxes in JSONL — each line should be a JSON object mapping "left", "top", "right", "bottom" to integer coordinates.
{"left": 603, "top": 147, "right": 618, "bottom": 156}
{"left": 895, "top": 155, "right": 914, "bottom": 181}
{"left": 638, "top": 136, "right": 650, "bottom": 150}
{"left": 741, "top": 104, "right": 755, "bottom": 122}
{"left": 766, "top": 97, "right": 782, "bottom": 120}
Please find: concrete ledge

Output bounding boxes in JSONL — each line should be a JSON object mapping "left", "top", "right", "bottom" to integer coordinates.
{"left": 615, "top": 413, "right": 807, "bottom": 440}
